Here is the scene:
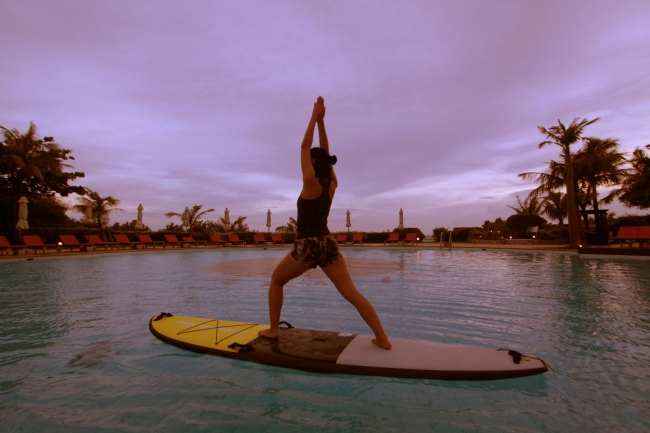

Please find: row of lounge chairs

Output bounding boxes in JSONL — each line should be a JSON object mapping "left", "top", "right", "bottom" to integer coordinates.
{"left": 0, "top": 233, "right": 262, "bottom": 255}
{"left": 384, "top": 233, "right": 419, "bottom": 245}
{"left": 608, "top": 226, "right": 650, "bottom": 248}
{"left": 1, "top": 232, "right": 428, "bottom": 255}
{"left": 253, "top": 233, "right": 286, "bottom": 246}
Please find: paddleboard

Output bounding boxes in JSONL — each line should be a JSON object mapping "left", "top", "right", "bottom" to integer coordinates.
{"left": 149, "top": 313, "right": 548, "bottom": 381}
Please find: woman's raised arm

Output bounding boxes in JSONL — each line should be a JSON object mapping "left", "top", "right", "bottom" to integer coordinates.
{"left": 301, "top": 97, "right": 324, "bottom": 182}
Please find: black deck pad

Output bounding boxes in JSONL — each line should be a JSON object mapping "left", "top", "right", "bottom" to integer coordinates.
{"left": 240, "top": 328, "right": 357, "bottom": 373}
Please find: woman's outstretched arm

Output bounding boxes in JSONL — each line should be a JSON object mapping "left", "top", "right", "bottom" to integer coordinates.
{"left": 316, "top": 102, "right": 338, "bottom": 188}
{"left": 316, "top": 108, "right": 329, "bottom": 154}
{"left": 301, "top": 97, "right": 324, "bottom": 182}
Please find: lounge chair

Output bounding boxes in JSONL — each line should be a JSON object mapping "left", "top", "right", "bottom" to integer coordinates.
{"left": 609, "top": 226, "right": 641, "bottom": 247}
{"left": 59, "top": 235, "right": 94, "bottom": 252}
{"left": 0, "top": 236, "right": 26, "bottom": 255}
{"left": 113, "top": 234, "right": 142, "bottom": 249}
{"left": 209, "top": 235, "right": 227, "bottom": 247}
{"left": 384, "top": 233, "right": 400, "bottom": 245}
{"left": 183, "top": 236, "right": 207, "bottom": 247}
{"left": 228, "top": 234, "right": 246, "bottom": 246}
{"left": 639, "top": 226, "right": 650, "bottom": 247}
{"left": 352, "top": 234, "right": 363, "bottom": 245}
{"left": 253, "top": 234, "right": 268, "bottom": 246}
{"left": 336, "top": 234, "right": 348, "bottom": 245}
{"left": 22, "top": 235, "right": 59, "bottom": 254}
{"left": 404, "top": 233, "right": 418, "bottom": 245}
{"left": 163, "top": 234, "right": 184, "bottom": 248}
{"left": 271, "top": 234, "right": 284, "bottom": 245}
{"left": 137, "top": 234, "right": 165, "bottom": 248}
{"left": 84, "top": 234, "right": 118, "bottom": 250}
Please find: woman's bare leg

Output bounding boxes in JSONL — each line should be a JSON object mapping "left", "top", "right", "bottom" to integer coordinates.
{"left": 258, "top": 252, "right": 311, "bottom": 339}
{"left": 321, "top": 257, "right": 391, "bottom": 349}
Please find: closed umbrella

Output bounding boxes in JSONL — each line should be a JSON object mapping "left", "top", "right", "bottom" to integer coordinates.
{"left": 346, "top": 210, "right": 351, "bottom": 233}
{"left": 398, "top": 208, "right": 404, "bottom": 230}
{"left": 85, "top": 204, "right": 93, "bottom": 224}
{"left": 182, "top": 207, "right": 190, "bottom": 230}
{"left": 266, "top": 209, "right": 272, "bottom": 232}
{"left": 224, "top": 208, "right": 230, "bottom": 232}
{"left": 16, "top": 196, "right": 29, "bottom": 232}
{"left": 135, "top": 204, "right": 144, "bottom": 230}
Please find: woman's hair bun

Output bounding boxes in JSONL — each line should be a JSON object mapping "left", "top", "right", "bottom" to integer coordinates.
{"left": 329, "top": 155, "right": 338, "bottom": 165}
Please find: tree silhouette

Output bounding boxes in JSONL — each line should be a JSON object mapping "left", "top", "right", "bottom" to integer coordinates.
{"left": 531, "top": 117, "right": 599, "bottom": 247}
{"left": 541, "top": 191, "right": 567, "bottom": 226}
{"left": 619, "top": 144, "right": 650, "bottom": 209}
{"left": 72, "top": 190, "right": 123, "bottom": 240}
{"left": 165, "top": 205, "right": 215, "bottom": 237}
{"left": 276, "top": 217, "right": 297, "bottom": 233}
{"left": 574, "top": 137, "right": 629, "bottom": 212}
{"left": 507, "top": 195, "right": 544, "bottom": 215}
{"left": 1, "top": 122, "right": 85, "bottom": 227}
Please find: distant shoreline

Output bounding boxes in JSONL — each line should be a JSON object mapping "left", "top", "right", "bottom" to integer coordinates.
{"left": 2, "top": 241, "right": 648, "bottom": 262}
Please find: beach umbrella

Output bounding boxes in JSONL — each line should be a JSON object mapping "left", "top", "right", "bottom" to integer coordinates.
{"left": 398, "top": 208, "right": 404, "bottom": 230}
{"left": 16, "top": 196, "right": 29, "bottom": 232}
{"left": 224, "top": 208, "right": 230, "bottom": 232}
{"left": 134, "top": 203, "right": 144, "bottom": 230}
{"left": 346, "top": 210, "right": 351, "bottom": 233}
{"left": 182, "top": 207, "right": 190, "bottom": 230}
{"left": 266, "top": 209, "right": 272, "bottom": 232}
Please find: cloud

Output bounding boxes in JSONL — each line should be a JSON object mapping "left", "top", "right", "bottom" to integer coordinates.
{"left": 2, "top": 1, "right": 650, "bottom": 232}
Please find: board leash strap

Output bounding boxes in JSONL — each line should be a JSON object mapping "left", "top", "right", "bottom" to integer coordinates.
{"left": 153, "top": 312, "right": 174, "bottom": 321}
{"left": 498, "top": 348, "right": 555, "bottom": 373}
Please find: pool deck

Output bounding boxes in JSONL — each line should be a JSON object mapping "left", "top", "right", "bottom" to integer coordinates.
{"left": 2, "top": 240, "right": 648, "bottom": 262}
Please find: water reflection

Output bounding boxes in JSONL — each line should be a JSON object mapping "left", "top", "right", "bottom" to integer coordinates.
{"left": 0, "top": 249, "right": 649, "bottom": 432}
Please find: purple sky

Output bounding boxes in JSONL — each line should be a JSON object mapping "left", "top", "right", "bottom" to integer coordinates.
{"left": 2, "top": 1, "right": 649, "bottom": 234}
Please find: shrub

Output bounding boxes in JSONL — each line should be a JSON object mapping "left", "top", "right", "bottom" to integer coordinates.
{"left": 504, "top": 214, "right": 547, "bottom": 238}
{"left": 433, "top": 227, "right": 450, "bottom": 242}
{"left": 452, "top": 227, "right": 482, "bottom": 242}
{"left": 536, "top": 225, "right": 569, "bottom": 240}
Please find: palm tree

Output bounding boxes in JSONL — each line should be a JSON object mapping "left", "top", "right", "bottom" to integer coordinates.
{"left": 1, "top": 122, "right": 82, "bottom": 226}
{"left": 209, "top": 215, "right": 249, "bottom": 233}
{"left": 574, "top": 137, "right": 629, "bottom": 212}
{"left": 165, "top": 205, "right": 215, "bottom": 237}
{"left": 519, "top": 159, "right": 566, "bottom": 201}
{"left": 619, "top": 144, "right": 650, "bottom": 209}
{"left": 507, "top": 195, "right": 544, "bottom": 215}
{"left": 535, "top": 117, "right": 600, "bottom": 248}
{"left": 541, "top": 191, "right": 567, "bottom": 226}
{"left": 276, "top": 217, "right": 297, "bottom": 233}
{"left": 72, "top": 191, "right": 123, "bottom": 241}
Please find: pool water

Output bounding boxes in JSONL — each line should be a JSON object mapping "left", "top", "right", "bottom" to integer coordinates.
{"left": 1, "top": 248, "right": 649, "bottom": 432}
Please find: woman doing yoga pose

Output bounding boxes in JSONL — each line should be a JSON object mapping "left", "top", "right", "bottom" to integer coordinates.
{"left": 258, "top": 96, "right": 391, "bottom": 350}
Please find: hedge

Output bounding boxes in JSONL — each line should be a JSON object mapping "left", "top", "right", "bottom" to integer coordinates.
{"left": 504, "top": 214, "right": 547, "bottom": 238}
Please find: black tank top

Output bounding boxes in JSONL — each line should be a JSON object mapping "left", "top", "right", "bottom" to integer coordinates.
{"left": 296, "top": 181, "right": 331, "bottom": 239}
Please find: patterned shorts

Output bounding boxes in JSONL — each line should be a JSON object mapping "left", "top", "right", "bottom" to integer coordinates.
{"left": 291, "top": 235, "right": 342, "bottom": 269}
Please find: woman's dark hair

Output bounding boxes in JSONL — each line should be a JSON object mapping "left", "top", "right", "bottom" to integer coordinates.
{"left": 311, "top": 147, "right": 337, "bottom": 185}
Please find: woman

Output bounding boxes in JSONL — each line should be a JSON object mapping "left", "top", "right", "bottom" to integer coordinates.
{"left": 258, "top": 96, "right": 391, "bottom": 350}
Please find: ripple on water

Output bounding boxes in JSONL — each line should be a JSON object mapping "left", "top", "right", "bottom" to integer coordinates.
{"left": 0, "top": 248, "right": 649, "bottom": 432}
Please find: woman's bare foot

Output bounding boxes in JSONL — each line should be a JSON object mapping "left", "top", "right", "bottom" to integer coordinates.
{"left": 258, "top": 328, "right": 279, "bottom": 339}
{"left": 372, "top": 337, "right": 392, "bottom": 350}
